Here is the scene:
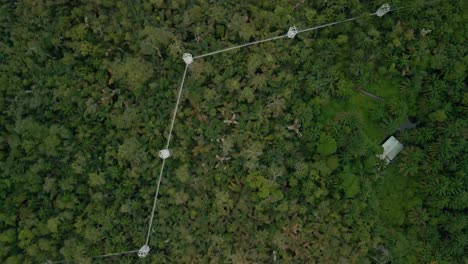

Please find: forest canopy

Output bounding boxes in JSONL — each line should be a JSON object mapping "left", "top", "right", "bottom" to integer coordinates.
{"left": 0, "top": 0, "right": 466, "bottom": 263}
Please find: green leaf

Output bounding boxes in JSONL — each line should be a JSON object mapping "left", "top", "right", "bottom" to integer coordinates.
{"left": 47, "top": 217, "right": 60, "bottom": 233}
{"left": 317, "top": 134, "right": 337, "bottom": 156}
{"left": 341, "top": 173, "right": 359, "bottom": 198}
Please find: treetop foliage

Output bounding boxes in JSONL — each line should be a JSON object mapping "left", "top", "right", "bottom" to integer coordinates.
{"left": 0, "top": 0, "right": 466, "bottom": 263}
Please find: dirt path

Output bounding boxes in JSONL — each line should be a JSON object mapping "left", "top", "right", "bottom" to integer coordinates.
{"left": 356, "top": 88, "right": 385, "bottom": 102}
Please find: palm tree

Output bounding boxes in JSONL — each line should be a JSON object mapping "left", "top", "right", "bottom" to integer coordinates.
{"left": 399, "top": 146, "right": 424, "bottom": 176}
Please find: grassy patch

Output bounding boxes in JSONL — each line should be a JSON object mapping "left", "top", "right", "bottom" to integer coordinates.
{"left": 364, "top": 78, "right": 401, "bottom": 100}
{"left": 323, "top": 91, "right": 387, "bottom": 143}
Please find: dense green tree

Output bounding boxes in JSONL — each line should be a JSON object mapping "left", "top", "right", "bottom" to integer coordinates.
{"left": 0, "top": 0, "right": 465, "bottom": 263}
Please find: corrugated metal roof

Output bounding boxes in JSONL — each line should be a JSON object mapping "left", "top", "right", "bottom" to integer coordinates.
{"left": 379, "top": 136, "right": 404, "bottom": 163}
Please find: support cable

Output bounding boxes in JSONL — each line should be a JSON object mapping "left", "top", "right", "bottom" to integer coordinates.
{"left": 193, "top": 35, "right": 288, "bottom": 59}
{"left": 193, "top": 5, "right": 412, "bottom": 60}
{"left": 144, "top": 158, "right": 166, "bottom": 246}
{"left": 165, "top": 64, "right": 190, "bottom": 149}
{"left": 143, "top": 63, "right": 190, "bottom": 254}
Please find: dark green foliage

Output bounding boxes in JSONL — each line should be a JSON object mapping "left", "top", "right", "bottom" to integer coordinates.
{"left": 0, "top": 0, "right": 466, "bottom": 263}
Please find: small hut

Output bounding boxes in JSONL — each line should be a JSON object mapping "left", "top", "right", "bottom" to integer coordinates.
{"left": 378, "top": 136, "right": 403, "bottom": 163}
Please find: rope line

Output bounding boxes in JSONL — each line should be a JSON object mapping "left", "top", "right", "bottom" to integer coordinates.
{"left": 145, "top": 158, "right": 166, "bottom": 245}
{"left": 145, "top": 64, "right": 189, "bottom": 245}
{"left": 192, "top": 5, "right": 416, "bottom": 60}
{"left": 193, "top": 35, "right": 288, "bottom": 59}
{"left": 296, "top": 15, "right": 364, "bottom": 34}
{"left": 165, "top": 64, "right": 189, "bottom": 149}
{"left": 193, "top": 13, "right": 369, "bottom": 60}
